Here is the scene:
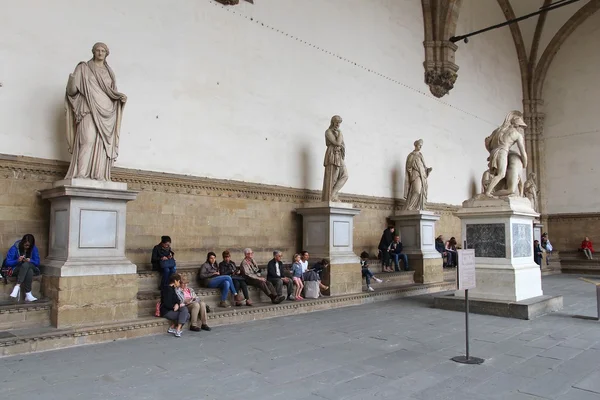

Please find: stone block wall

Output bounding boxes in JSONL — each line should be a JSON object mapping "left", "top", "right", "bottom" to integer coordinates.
{"left": 0, "top": 154, "right": 461, "bottom": 267}
{"left": 547, "top": 213, "right": 600, "bottom": 252}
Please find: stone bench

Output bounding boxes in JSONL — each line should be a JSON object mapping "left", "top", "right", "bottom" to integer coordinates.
{"left": 1, "top": 275, "right": 43, "bottom": 302}
{"left": 559, "top": 250, "right": 600, "bottom": 274}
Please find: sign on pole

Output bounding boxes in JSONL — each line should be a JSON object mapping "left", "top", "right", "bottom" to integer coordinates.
{"left": 457, "top": 249, "right": 476, "bottom": 290}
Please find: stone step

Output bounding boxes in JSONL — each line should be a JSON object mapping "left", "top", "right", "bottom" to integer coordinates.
{"left": 0, "top": 280, "right": 457, "bottom": 357}
{"left": 0, "top": 277, "right": 43, "bottom": 302}
{"left": 0, "top": 300, "right": 51, "bottom": 331}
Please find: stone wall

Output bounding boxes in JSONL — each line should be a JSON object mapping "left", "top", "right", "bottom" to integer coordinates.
{"left": 0, "top": 0, "right": 522, "bottom": 207}
{"left": 547, "top": 213, "right": 600, "bottom": 253}
{"left": 0, "top": 155, "right": 460, "bottom": 266}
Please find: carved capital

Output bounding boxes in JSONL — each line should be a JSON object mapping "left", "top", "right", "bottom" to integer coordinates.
{"left": 424, "top": 69, "right": 458, "bottom": 98}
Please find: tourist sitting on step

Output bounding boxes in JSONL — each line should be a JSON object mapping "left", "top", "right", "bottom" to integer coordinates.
{"left": 219, "top": 250, "right": 252, "bottom": 306}
{"left": 435, "top": 235, "right": 449, "bottom": 267}
{"left": 3, "top": 234, "right": 40, "bottom": 302}
{"left": 291, "top": 254, "right": 305, "bottom": 300}
{"left": 176, "top": 277, "right": 211, "bottom": 332}
{"left": 151, "top": 236, "right": 177, "bottom": 290}
{"left": 303, "top": 259, "right": 330, "bottom": 295}
{"left": 267, "top": 250, "right": 295, "bottom": 301}
{"left": 360, "top": 251, "right": 382, "bottom": 292}
{"left": 160, "top": 273, "right": 189, "bottom": 338}
{"left": 444, "top": 237, "right": 458, "bottom": 268}
{"left": 534, "top": 240, "right": 543, "bottom": 267}
{"left": 388, "top": 235, "right": 410, "bottom": 272}
{"left": 240, "top": 248, "right": 285, "bottom": 304}
{"left": 541, "top": 233, "right": 553, "bottom": 266}
{"left": 199, "top": 252, "right": 241, "bottom": 308}
{"left": 581, "top": 237, "right": 594, "bottom": 260}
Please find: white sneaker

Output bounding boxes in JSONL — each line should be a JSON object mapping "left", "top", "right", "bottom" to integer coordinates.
{"left": 374, "top": 278, "right": 383, "bottom": 283}
{"left": 25, "top": 292, "right": 37, "bottom": 302}
{"left": 167, "top": 327, "right": 177, "bottom": 334}
{"left": 175, "top": 330, "right": 182, "bottom": 338}
{"left": 368, "top": 286, "right": 375, "bottom": 292}
{"left": 10, "top": 285, "right": 20, "bottom": 299}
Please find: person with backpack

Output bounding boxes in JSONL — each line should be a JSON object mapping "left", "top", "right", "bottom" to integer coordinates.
{"left": 4, "top": 234, "right": 40, "bottom": 302}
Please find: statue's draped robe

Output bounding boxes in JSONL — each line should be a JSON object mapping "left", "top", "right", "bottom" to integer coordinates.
{"left": 321, "top": 129, "right": 347, "bottom": 201}
{"left": 403, "top": 151, "right": 428, "bottom": 210}
{"left": 65, "top": 60, "right": 124, "bottom": 181}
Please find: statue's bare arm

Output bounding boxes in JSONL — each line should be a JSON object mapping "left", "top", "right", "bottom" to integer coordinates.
{"left": 325, "top": 130, "right": 344, "bottom": 146}
{"left": 66, "top": 71, "right": 78, "bottom": 96}
{"left": 516, "top": 134, "right": 527, "bottom": 169}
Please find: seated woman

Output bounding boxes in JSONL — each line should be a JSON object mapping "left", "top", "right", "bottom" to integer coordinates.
{"left": 160, "top": 273, "right": 189, "bottom": 338}
{"left": 219, "top": 250, "right": 252, "bottom": 306}
{"left": 303, "top": 258, "right": 330, "bottom": 295}
{"left": 199, "top": 251, "right": 240, "bottom": 308}
{"left": 176, "top": 277, "right": 211, "bottom": 332}
{"left": 4, "top": 234, "right": 40, "bottom": 302}
{"left": 445, "top": 237, "right": 458, "bottom": 267}
{"left": 151, "top": 235, "right": 176, "bottom": 289}
{"left": 581, "top": 237, "right": 594, "bottom": 260}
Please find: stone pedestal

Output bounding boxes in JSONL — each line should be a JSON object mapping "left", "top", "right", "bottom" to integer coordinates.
{"left": 296, "top": 202, "right": 361, "bottom": 296}
{"left": 456, "top": 196, "right": 543, "bottom": 302}
{"left": 40, "top": 179, "right": 138, "bottom": 328}
{"left": 390, "top": 210, "right": 443, "bottom": 284}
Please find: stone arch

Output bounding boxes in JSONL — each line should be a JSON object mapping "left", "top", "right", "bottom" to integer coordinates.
{"left": 533, "top": 0, "right": 600, "bottom": 100}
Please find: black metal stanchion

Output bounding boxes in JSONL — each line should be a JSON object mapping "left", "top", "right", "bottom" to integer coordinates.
{"left": 451, "top": 287, "right": 484, "bottom": 364}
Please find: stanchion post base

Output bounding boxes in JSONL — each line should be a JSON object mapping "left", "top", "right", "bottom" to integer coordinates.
{"left": 451, "top": 356, "right": 485, "bottom": 365}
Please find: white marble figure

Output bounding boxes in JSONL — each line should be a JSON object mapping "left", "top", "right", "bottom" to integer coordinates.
{"left": 484, "top": 111, "right": 527, "bottom": 197}
{"left": 65, "top": 42, "right": 127, "bottom": 181}
{"left": 403, "top": 139, "right": 432, "bottom": 210}
{"left": 523, "top": 172, "right": 539, "bottom": 211}
{"left": 322, "top": 115, "right": 348, "bottom": 202}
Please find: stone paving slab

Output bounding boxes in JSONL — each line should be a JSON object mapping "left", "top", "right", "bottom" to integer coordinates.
{"left": 2, "top": 275, "right": 600, "bottom": 400}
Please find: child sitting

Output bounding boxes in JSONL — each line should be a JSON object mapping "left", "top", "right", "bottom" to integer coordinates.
{"left": 360, "top": 251, "right": 382, "bottom": 292}
{"left": 291, "top": 253, "right": 304, "bottom": 300}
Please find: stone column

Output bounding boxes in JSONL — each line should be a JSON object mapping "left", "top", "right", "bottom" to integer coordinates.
{"left": 390, "top": 210, "right": 443, "bottom": 284}
{"left": 296, "top": 202, "right": 361, "bottom": 296}
{"left": 41, "top": 179, "right": 138, "bottom": 328}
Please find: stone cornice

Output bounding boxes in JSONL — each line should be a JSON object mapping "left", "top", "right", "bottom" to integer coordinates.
{"left": 0, "top": 154, "right": 460, "bottom": 214}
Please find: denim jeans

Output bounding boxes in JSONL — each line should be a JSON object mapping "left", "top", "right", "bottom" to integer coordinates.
{"left": 207, "top": 275, "right": 237, "bottom": 301}
{"left": 392, "top": 253, "right": 409, "bottom": 271}
{"left": 362, "top": 268, "right": 374, "bottom": 285}
{"left": 161, "top": 266, "right": 176, "bottom": 288}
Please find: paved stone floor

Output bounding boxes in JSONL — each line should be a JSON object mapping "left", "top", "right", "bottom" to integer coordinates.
{"left": 2, "top": 274, "right": 600, "bottom": 400}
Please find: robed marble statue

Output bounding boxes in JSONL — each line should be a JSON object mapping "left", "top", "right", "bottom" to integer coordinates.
{"left": 524, "top": 172, "right": 539, "bottom": 211}
{"left": 321, "top": 115, "right": 348, "bottom": 202}
{"left": 64, "top": 42, "right": 127, "bottom": 181}
{"left": 403, "top": 139, "right": 432, "bottom": 210}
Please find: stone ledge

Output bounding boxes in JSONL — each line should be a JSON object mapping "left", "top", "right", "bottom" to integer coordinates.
{"left": 0, "top": 281, "right": 456, "bottom": 357}
{"left": 432, "top": 294, "right": 564, "bottom": 320}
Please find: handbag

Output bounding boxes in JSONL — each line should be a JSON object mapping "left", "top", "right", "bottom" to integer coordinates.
{"left": 1, "top": 259, "right": 14, "bottom": 284}
{"left": 155, "top": 302, "right": 161, "bottom": 317}
{"left": 160, "top": 258, "right": 176, "bottom": 269}
{"left": 303, "top": 281, "right": 320, "bottom": 299}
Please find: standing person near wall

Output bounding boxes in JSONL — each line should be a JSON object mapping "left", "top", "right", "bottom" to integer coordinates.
{"left": 378, "top": 225, "right": 395, "bottom": 272}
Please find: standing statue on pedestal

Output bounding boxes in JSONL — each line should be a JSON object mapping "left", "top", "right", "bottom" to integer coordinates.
{"left": 322, "top": 115, "right": 348, "bottom": 202}
{"left": 524, "top": 172, "right": 540, "bottom": 211}
{"left": 65, "top": 42, "right": 127, "bottom": 181}
{"left": 403, "top": 139, "right": 432, "bottom": 210}
{"left": 483, "top": 111, "right": 527, "bottom": 197}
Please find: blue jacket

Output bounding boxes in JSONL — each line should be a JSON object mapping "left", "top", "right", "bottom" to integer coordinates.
{"left": 292, "top": 262, "right": 303, "bottom": 278}
{"left": 5, "top": 240, "right": 40, "bottom": 268}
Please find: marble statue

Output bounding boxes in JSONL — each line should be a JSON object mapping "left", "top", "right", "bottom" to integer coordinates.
{"left": 65, "top": 42, "right": 127, "bottom": 181}
{"left": 403, "top": 139, "right": 432, "bottom": 210}
{"left": 483, "top": 111, "right": 527, "bottom": 197}
{"left": 322, "top": 115, "right": 348, "bottom": 202}
{"left": 523, "top": 172, "right": 539, "bottom": 211}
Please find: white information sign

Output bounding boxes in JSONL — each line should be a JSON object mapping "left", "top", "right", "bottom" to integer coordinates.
{"left": 457, "top": 249, "right": 476, "bottom": 290}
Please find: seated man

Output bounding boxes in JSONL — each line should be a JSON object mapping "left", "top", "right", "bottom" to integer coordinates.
{"left": 240, "top": 248, "right": 285, "bottom": 304}
{"left": 267, "top": 251, "right": 294, "bottom": 301}
{"left": 388, "top": 235, "right": 409, "bottom": 272}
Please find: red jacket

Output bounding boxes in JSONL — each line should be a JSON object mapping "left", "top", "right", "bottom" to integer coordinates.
{"left": 581, "top": 240, "right": 594, "bottom": 252}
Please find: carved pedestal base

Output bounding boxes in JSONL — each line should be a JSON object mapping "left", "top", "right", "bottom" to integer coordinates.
{"left": 40, "top": 179, "right": 138, "bottom": 328}
{"left": 456, "top": 197, "right": 545, "bottom": 302}
{"left": 296, "top": 202, "right": 361, "bottom": 296}
{"left": 390, "top": 210, "right": 443, "bottom": 284}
